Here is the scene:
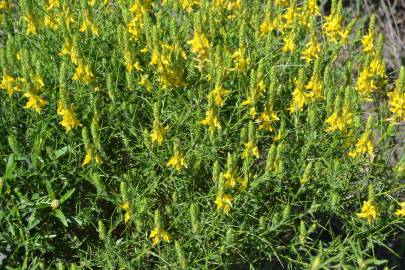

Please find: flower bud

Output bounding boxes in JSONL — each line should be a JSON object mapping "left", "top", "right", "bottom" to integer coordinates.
{"left": 98, "top": 219, "right": 106, "bottom": 240}
{"left": 51, "top": 199, "right": 60, "bottom": 209}
{"left": 175, "top": 241, "right": 188, "bottom": 269}
{"left": 190, "top": 203, "right": 199, "bottom": 233}
{"left": 120, "top": 181, "right": 128, "bottom": 202}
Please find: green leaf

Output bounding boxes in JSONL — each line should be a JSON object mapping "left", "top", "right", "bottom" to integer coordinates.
{"left": 27, "top": 213, "right": 40, "bottom": 231}
{"left": 54, "top": 146, "right": 69, "bottom": 159}
{"left": 60, "top": 188, "right": 75, "bottom": 204}
{"left": 3, "top": 154, "right": 16, "bottom": 180}
{"left": 54, "top": 209, "right": 68, "bottom": 227}
{"left": 45, "top": 180, "right": 55, "bottom": 199}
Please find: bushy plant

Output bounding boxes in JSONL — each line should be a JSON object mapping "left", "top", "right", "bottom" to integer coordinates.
{"left": 0, "top": 0, "right": 404, "bottom": 269}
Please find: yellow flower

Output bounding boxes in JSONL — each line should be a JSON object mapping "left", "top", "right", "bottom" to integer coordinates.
{"left": 223, "top": 170, "right": 240, "bottom": 188}
{"left": 82, "top": 149, "right": 102, "bottom": 166}
{"left": 361, "top": 32, "right": 374, "bottom": 54}
{"left": 395, "top": 202, "right": 405, "bottom": 217}
{"left": 79, "top": 17, "right": 99, "bottom": 36}
{"left": 150, "top": 123, "right": 169, "bottom": 145}
{"left": 180, "top": 0, "right": 200, "bottom": 13}
{"left": 348, "top": 131, "right": 374, "bottom": 158}
{"left": 209, "top": 85, "right": 230, "bottom": 107}
{"left": 282, "top": 32, "right": 296, "bottom": 53}
{"left": 149, "top": 227, "right": 171, "bottom": 245}
{"left": 47, "top": 0, "right": 60, "bottom": 11}
{"left": 242, "top": 141, "right": 259, "bottom": 159}
{"left": 325, "top": 106, "right": 353, "bottom": 133}
{"left": 257, "top": 107, "right": 279, "bottom": 132}
{"left": 187, "top": 30, "right": 211, "bottom": 57}
{"left": 0, "top": 75, "right": 21, "bottom": 96}
{"left": 59, "top": 39, "right": 72, "bottom": 56}
{"left": 273, "top": 129, "right": 285, "bottom": 142}
{"left": 289, "top": 87, "right": 307, "bottom": 113}
{"left": 23, "top": 15, "right": 36, "bottom": 35}
{"left": 167, "top": 153, "right": 187, "bottom": 171}
{"left": 62, "top": 6, "right": 75, "bottom": 30}
{"left": 259, "top": 17, "right": 277, "bottom": 37}
{"left": 369, "top": 58, "right": 386, "bottom": 78}
{"left": 72, "top": 62, "right": 94, "bottom": 84}
{"left": 307, "top": 0, "right": 320, "bottom": 16}
{"left": 121, "top": 202, "right": 130, "bottom": 210}
{"left": 388, "top": 90, "right": 405, "bottom": 123}
{"left": 214, "top": 193, "right": 233, "bottom": 214}
{"left": 200, "top": 108, "right": 221, "bottom": 133}
{"left": 356, "top": 67, "right": 377, "bottom": 100}
{"left": 23, "top": 92, "right": 47, "bottom": 113}
{"left": 124, "top": 49, "right": 134, "bottom": 73}
{"left": 301, "top": 37, "right": 320, "bottom": 63}
{"left": 305, "top": 75, "right": 323, "bottom": 101}
{"left": 57, "top": 101, "right": 81, "bottom": 133}
{"left": 124, "top": 212, "right": 131, "bottom": 223}
{"left": 323, "top": 13, "right": 342, "bottom": 43}
{"left": 232, "top": 48, "right": 250, "bottom": 73}
{"left": 44, "top": 15, "right": 60, "bottom": 30}
{"left": 357, "top": 200, "right": 378, "bottom": 223}
{"left": 128, "top": 18, "right": 139, "bottom": 40}
{"left": 138, "top": 74, "right": 153, "bottom": 92}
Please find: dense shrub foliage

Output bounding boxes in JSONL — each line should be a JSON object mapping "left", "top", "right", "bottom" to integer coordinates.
{"left": 0, "top": 0, "right": 405, "bottom": 269}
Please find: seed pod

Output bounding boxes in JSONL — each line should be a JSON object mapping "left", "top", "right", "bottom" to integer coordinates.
{"left": 6, "top": 35, "right": 15, "bottom": 68}
{"left": 81, "top": 127, "right": 91, "bottom": 151}
{"left": 59, "top": 62, "right": 69, "bottom": 105}
{"left": 172, "top": 191, "right": 178, "bottom": 203}
{"left": 365, "top": 115, "right": 373, "bottom": 131}
{"left": 265, "top": 144, "right": 277, "bottom": 173}
{"left": 0, "top": 48, "right": 8, "bottom": 73}
{"left": 126, "top": 70, "right": 135, "bottom": 90}
{"left": 154, "top": 209, "right": 161, "bottom": 229}
{"left": 368, "top": 184, "right": 375, "bottom": 202}
{"left": 397, "top": 66, "right": 405, "bottom": 92}
{"left": 120, "top": 181, "right": 128, "bottom": 202}
{"left": 91, "top": 112, "right": 101, "bottom": 151}
{"left": 248, "top": 120, "right": 256, "bottom": 143}
{"left": 394, "top": 158, "right": 405, "bottom": 179}
{"left": 143, "top": 128, "right": 151, "bottom": 149}
{"left": 217, "top": 173, "right": 225, "bottom": 194}
{"left": 310, "top": 256, "right": 322, "bottom": 270}
{"left": 238, "top": 21, "right": 246, "bottom": 48}
{"left": 330, "top": 192, "right": 339, "bottom": 211}
{"left": 299, "top": 220, "right": 306, "bottom": 245}
{"left": 98, "top": 219, "right": 106, "bottom": 240}
{"left": 225, "top": 228, "right": 235, "bottom": 248}
{"left": 135, "top": 217, "right": 143, "bottom": 231}
{"left": 175, "top": 241, "right": 187, "bottom": 270}
{"left": 190, "top": 203, "right": 199, "bottom": 233}
{"left": 259, "top": 216, "right": 266, "bottom": 230}
{"left": 213, "top": 160, "right": 220, "bottom": 182}
{"left": 281, "top": 204, "right": 290, "bottom": 222}
{"left": 107, "top": 73, "right": 116, "bottom": 103}
{"left": 376, "top": 34, "right": 384, "bottom": 56}
{"left": 307, "top": 105, "right": 317, "bottom": 129}
{"left": 92, "top": 173, "right": 104, "bottom": 194}
{"left": 139, "top": 197, "right": 148, "bottom": 213}
{"left": 300, "top": 162, "right": 313, "bottom": 185}
{"left": 240, "top": 127, "right": 247, "bottom": 145}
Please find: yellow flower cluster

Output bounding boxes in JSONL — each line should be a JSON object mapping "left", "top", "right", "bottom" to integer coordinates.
{"left": 57, "top": 100, "right": 81, "bottom": 133}
{"left": 357, "top": 200, "right": 379, "bottom": 223}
